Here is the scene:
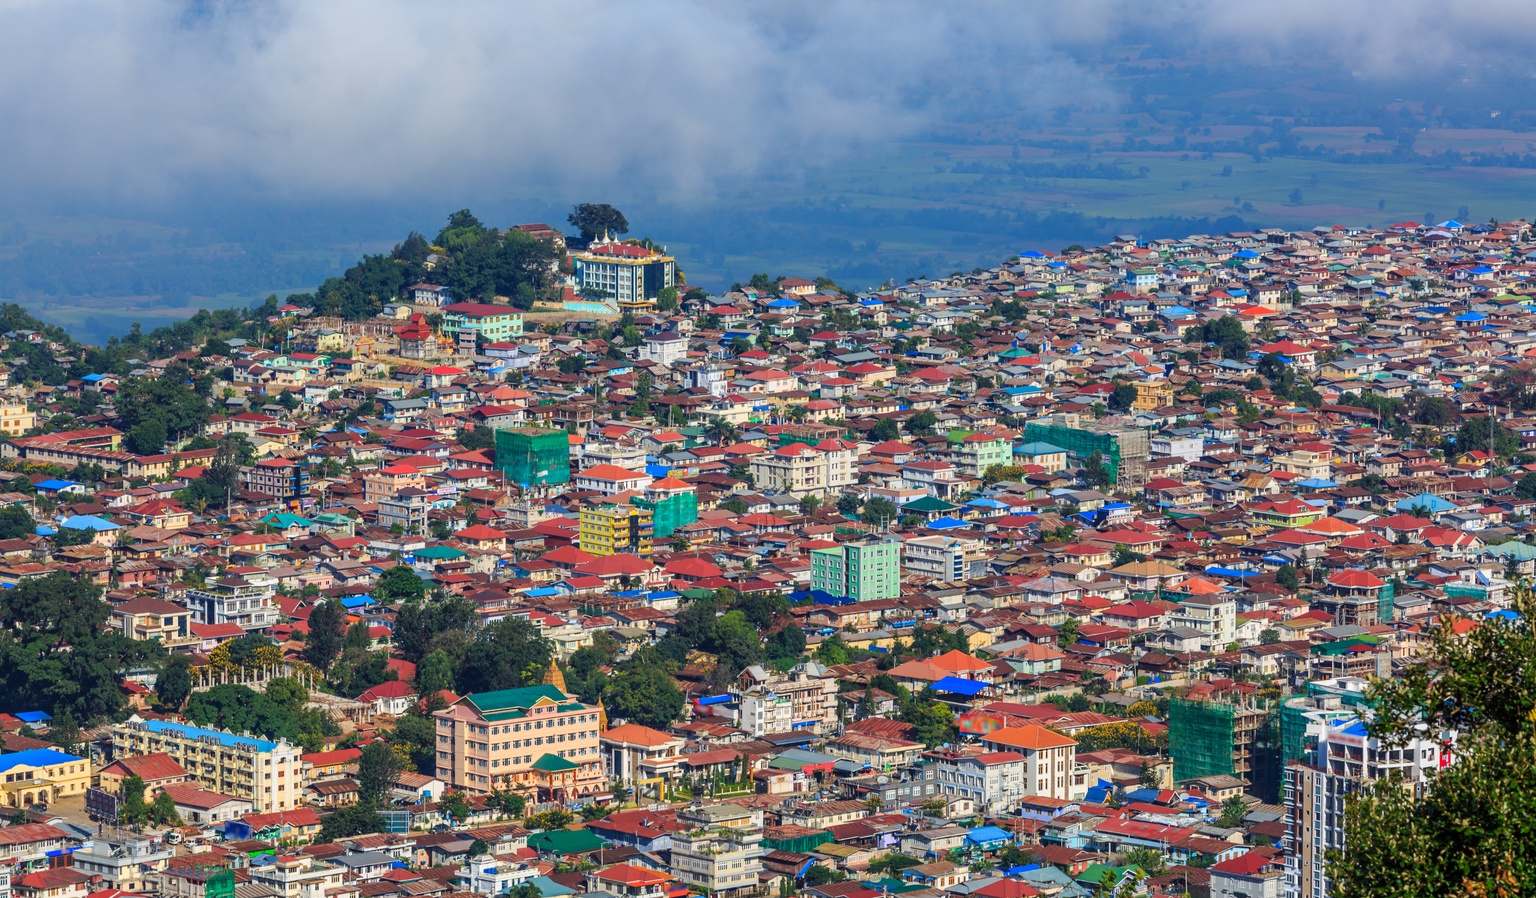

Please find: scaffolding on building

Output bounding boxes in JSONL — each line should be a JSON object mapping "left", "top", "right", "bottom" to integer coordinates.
{"left": 633, "top": 491, "right": 698, "bottom": 538}
{"left": 1022, "top": 421, "right": 1149, "bottom": 488}
{"left": 1169, "top": 697, "right": 1236, "bottom": 782}
{"left": 495, "top": 427, "right": 571, "bottom": 486}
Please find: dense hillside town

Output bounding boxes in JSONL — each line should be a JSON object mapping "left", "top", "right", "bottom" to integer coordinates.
{"left": 1, "top": 211, "right": 1533, "bottom": 898}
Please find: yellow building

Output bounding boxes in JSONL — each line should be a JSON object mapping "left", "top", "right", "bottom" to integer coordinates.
{"left": 1132, "top": 380, "right": 1174, "bottom": 411}
{"left": 313, "top": 331, "right": 348, "bottom": 353}
{"left": 0, "top": 748, "right": 91, "bottom": 808}
{"left": 579, "top": 504, "right": 653, "bottom": 557}
{"left": 0, "top": 403, "right": 35, "bottom": 437}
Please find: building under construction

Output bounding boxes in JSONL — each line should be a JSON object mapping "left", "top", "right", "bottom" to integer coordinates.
{"left": 1169, "top": 693, "right": 1280, "bottom": 800}
{"left": 1023, "top": 415, "right": 1149, "bottom": 489}
{"left": 494, "top": 427, "right": 571, "bottom": 487}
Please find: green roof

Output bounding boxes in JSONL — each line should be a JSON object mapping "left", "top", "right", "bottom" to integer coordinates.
{"left": 528, "top": 828, "right": 607, "bottom": 855}
{"left": 904, "top": 496, "right": 960, "bottom": 513}
{"left": 414, "top": 545, "right": 468, "bottom": 560}
{"left": 530, "top": 753, "right": 579, "bottom": 772}
{"left": 261, "top": 513, "right": 313, "bottom": 528}
{"left": 466, "top": 685, "right": 570, "bottom": 715}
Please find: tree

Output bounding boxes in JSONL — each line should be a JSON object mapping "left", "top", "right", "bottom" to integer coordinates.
{"left": 156, "top": 654, "right": 193, "bottom": 710}
{"left": 708, "top": 611, "right": 765, "bottom": 678}
{"left": 1259, "top": 628, "right": 1281, "bottom": 645}
{"left": 567, "top": 204, "right": 629, "bottom": 244}
{"left": 390, "top": 706, "right": 439, "bottom": 776}
{"left": 0, "top": 572, "right": 165, "bottom": 722}
{"left": 1081, "top": 450, "right": 1112, "bottom": 489}
{"left": 394, "top": 596, "right": 478, "bottom": 664}
{"left": 861, "top": 496, "right": 898, "bottom": 529}
{"left": 1110, "top": 382, "right": 1138, "bottom": 411}
{"left": 459, "top": 427, "right": 495, "bottom": 452}
{"left": 375, "top": 566, "right": 427, "bottom": 604}
{"left": 119, "top": 775, "right": 149, "bottom": 825}
{"left": 765, "top": 624, "right": 806, "bottom": 663}
{"left": 317, "top": 803, "right": 384, "bottom": 844}
{"left": 1517, "top": 472, "right": 1536, "bottom": 500}
{"left": 1111, "top": 544, "right": 1147, "bottom": 567}
{"left": 303, "top": 600, "right": 347, "bottom": 671}
{"left": 1185, "top": 315, "right": 1250, "bottom": 361}
{"left": 868, "top": 418, "right": 900, "bottom": 442}
{"left": 1330, "top": 582, "right": 1536, "bottom": 896}
{"left": 125, "top": 417, "right": 167, "bottom": 455}
{"left": 1413, "top": 396, "right": 1457, "bottom": 427}
{"left": 1057, "top": 618, "right": 1081, "bottom": 648}
{"left": 358, "top": 739, "right": 404, "bottom": 808}
{"left": 0, "top": 505, "right": 34, "bottom": 540}
{"left": 1276, "top": 564, "right": 1300, "bottom": 591}
{"left": 416, "top": 649, "right": 455, "bottom": 697}
{"left": 906, "top": 410, "right": 938, "bottom": 436}
{"left": 456, "top": 617, "right": 552, "bottom": 694}
{"left": 799, "top": 495, "right": 821, "bottom": 516}
{"left": 468, "top": 838, "right": 490, "bottom": 857}
{"left": 1124, "top": 847, "right": 1167, "bottom": 877}
{"left": 898, "top": 690, "right": 956, "bottom": 747}
{"left": 604, "top": 665, "right": 686, "bottom": 729}
{"left": 983, "top": 464, "right": 1027, "bottom": 485}
{"left": 1216, "top": 796, "right": 1247, "bottom": 829}
{"left": 150, "top": 790, "right": 181, "bottom": 826}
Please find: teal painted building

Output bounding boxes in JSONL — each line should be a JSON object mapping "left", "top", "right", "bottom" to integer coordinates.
{"left": 811, "top": 539, "right": 900, "bottom": 602}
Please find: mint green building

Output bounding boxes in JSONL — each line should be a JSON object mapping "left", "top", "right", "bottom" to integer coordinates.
{"left": 811, "top": 539, "right": 900, "bottom": 601}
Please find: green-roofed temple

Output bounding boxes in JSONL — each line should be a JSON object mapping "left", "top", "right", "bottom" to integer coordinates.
{"left": 434, "top": 683, "right": 605, "bottom": 802}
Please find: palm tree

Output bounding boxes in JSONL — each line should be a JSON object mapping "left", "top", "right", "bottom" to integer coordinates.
{"left": 705, "top": 417, "right": 738, "bottom": 446}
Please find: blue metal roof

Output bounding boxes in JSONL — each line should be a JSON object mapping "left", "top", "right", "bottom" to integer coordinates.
{"left": 931, "top": 676, "right": 988, "bottom": 696}
{"left": 926, "top": 517, "right": 969, "bottom": 530}
{"left": 0, "top": 748, "right": 81, "bottom": 774}
{"left": 35, "top": 479, "right": 79, "bottom": 490}
{"left": 137, "top": 719, "right": 277, "bottom": 752}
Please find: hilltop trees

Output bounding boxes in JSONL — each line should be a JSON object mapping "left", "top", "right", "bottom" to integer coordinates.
{"left": 0, "top": 572, "right": 164, "bottom": 722}
{"left": 568, "top": 203, "right": 629, "bottom": 244}
{"left": 1332, "top": 584, "right": 1536, "bottom": 896}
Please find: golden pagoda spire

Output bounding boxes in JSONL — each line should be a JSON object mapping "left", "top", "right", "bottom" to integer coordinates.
{"left": 597, "top": 698, "right": 608, "bottom": 733}
{"left": 542, "top": 658, "right": 568, "bottom": 694}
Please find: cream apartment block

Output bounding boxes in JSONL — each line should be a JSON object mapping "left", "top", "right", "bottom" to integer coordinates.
{"left": 434, "top": 685, "right": 605, "bottom": 800}
{"left": 112, "top": 719, "right": 304, "bottom": 812}
{"left": 979, "top": 724, "right": 1080, "bottom": 801}
{"left": 670, "top": 804, "right": 764, "bottom": 898}
{"left": 734, "top": 664, "right": 840, "bottom": 736}
{"left": 748, "top": 440, "right": 856, "bottom": 497}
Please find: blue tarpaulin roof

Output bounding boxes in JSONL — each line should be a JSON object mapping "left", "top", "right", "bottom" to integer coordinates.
{"left": 966, "top": 825, "right": 1012, "bottom": 846}
{"left": 932, "top": 676, "right": 988, "bottom": 697}
{"left": 926, "top": 517, "right": 969, "bottom": 530}
{"left": 340, "top": 595, "right": 373, "bottom": 608}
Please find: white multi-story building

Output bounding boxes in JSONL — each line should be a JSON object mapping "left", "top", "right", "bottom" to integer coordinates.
{"left": 250, "top": 855, "right": 347, "bottom": 898}
{"left": 186, "top": 569, "right": 277, "bottom": 632}
{"left": 733, "top": 664, "right": 840, "bottom": 736}
{"left": 670, "top": 804, "right": 763, "bottom": 898}
{"left": 749, "top": 440, "right": 856, "bottom": 497}
{"left": 904, "top": 534, "right": 989, "bottom": 583}
{"left": 639, "top": 332, "right": 688, "bottom": 367}
{"left": 1284, "top": 715, "right": 1445, "bottom": 898}
{"left": 1167, "top": 594, "right": 1237, "bottom": 652}
{"left": 70, "top": 838, "right": 174, "bottom": 893}
{"left": 932, "top": 750, "right": 1029, "bottom": 815}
